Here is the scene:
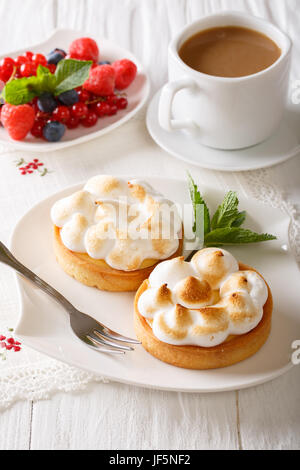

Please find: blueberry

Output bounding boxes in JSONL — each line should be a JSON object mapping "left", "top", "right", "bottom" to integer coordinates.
{"left": 47, "top": 51, "right": 64, "bottom": 65}
{"left": 43, "top": 121, "right": 65, "bottom": 142}
{"left": 37, "top": 92, "right": 58, "bottom": 113}
{"left": 99, "top": 60, "right": 111, "bottom": 65}
{"left": 58, "top": 89, "right": 79, "bottom": 106}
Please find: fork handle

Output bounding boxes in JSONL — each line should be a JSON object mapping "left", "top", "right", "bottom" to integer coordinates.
{"left": 0, "top": 241, "right": 76, "bottom": 314}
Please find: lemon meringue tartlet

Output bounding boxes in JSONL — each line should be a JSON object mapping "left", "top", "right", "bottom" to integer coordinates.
{"left": 51, "top": 175, "right": 183, "bottom": 292}
{"left": 134, "top": 248, "right": 273, "bottom": 369}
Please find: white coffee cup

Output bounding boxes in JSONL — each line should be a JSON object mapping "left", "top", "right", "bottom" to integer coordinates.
{"left": 159, "top": 12, "right": 292, "bottom": 150}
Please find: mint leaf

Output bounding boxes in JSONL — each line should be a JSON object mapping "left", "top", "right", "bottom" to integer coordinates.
{"left": 36, "top": 65, "right": 56, "bottom": 92}
{"left": 232, "top": 211, "right": 246, "bottom": 227}
{"left": 187, "top": 172, "right": 210, "bottom": 236}
{"left": 211, "top": 191, "right": 241, "bottom": 229}
{"left": 2, "top": 76, "right": 40, "bottom": 105}
{"left": 54, "top": 59, "right": 92, "bottom": 95}
{"left": 205, "top": 227, "right": 276, "bottom": 246}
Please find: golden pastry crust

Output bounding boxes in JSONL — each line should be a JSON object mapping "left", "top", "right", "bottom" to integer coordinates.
{"left": 53, "top": 225, "right": 183, "bottom": 292}
{"left": 134, "top": 263, "right": 273, "bottom": 370}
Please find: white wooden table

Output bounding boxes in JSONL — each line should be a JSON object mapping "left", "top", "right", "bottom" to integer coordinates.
{"left": 0, "top": 0, "right": 299, "bottom": 450}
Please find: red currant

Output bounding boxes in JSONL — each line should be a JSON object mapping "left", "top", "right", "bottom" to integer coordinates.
{"left": 46, "top": 64, "right": 56, "bottom": 74}
{"left": 32, "top": 53, "right": 47, "bottom": 66}
{"left": 31, "top": 120, "right": 45, "bottom": 137}
{"left": 0, "top": 66, "right": 12, "bottom": 82}
{"left": 20, "top": 62, "right": 37, "bottom": 77}
{"left": 15, "top": 55, "right": 29, "bottom": 67}
{"left": 23, "top": 51, "right": 34, "bottom": 61}
{"left": 71, "top": 102, "right": 88, "bottom": 119}
{"left": 77, "top": 89, "right": 91, "bottom": 102}
{"left": 106, "top": 94, "right": 118, "bottom": 105}
{"left": 53, "top": 105, "right": 70, "bottom": 123}
{"left": 81, "top": 111, "right": 98, "bottom": 127}
{"left": 107, "top": 104, "right": 118, "bottom": 116}
{"left": 0, "top": 57, "right": 14, "bottom": 72}
{"left": 116, "top": 97, "right": 128, "bottom": 110}
{"left": 92, "top": 101, "right": 110, "bottom": 117}
{"left": 66, "top": 115, "right": 80, "bottom": 129}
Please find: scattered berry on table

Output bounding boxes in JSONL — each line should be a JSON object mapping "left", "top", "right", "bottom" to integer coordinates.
{"left": 58, "top": 89, "right": 79, "bottom": 106}
{"left": 69, "top": 37, "right": 99, "bottom": 62}
{"left": 1, "top": 104, "right": 35, "bottom": 140}
{"left": 112, "top": 59, "right": 137, "bottom": 90}
{"left": 83, "top": 64, "right": 115, "bottom": 96}
{"left": 47, "top": 48, "right": 66, "bottom": 65}
{"left": 37, "top": 92, "right": 58, "bottom": 113}
{"left": 43, "top": 121, "right": 65, "bottom": 142}
{"left": 71, "top": 102, "right": 88, "bottom": 119}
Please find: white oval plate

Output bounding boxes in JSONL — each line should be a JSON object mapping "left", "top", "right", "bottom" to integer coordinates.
{"left": 0, "top": 29, "right": 150, "bottom": 152}
{"left": 11, "top": 177, "right": 299, "bottom": 393}
{"left": 147, "top": 89, "right": 300, "bottom": 172}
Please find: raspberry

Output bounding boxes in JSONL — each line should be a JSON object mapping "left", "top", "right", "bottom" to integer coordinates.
{"left": 112, "top": 59, "right": 137, "bottom": 90}
{"left": 69, "top": 37, "right": 99, "bottom": 62}
{"left": 83, "top": 65, "right": 115, "bottom": 96}
{"left": 1, "top": 104, "right": 35, "bottom": 140}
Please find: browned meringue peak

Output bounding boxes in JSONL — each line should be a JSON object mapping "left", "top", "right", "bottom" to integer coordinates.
{"left": 221, "top": 271, "right": 250, "bottom": 294}
{"left": 60, "top": 213, "right": 89, "bottom": 253}
{"left": 107, "top": 238, "right": 142, "bottom": 271}
{"left": 191, "top": 248, "right": 239, "bottom": 289}
{"left": 85, "top": 175, "right": 123, "bottom": 197}
{"left": 158, "top": 304, "right": 193, "bottom": 340}
{"left": 221, "top": 292, "right": 259, "bottom": 325}
{"left": 192, "top": 306, "right": 229, "bottom": 336}
{"left": 174, "top": 276, "right": 213, "bottom": 308}
{"left": 155, "top": 284, "right": 173, "bottom": 306}
{"left": 127, "top": 182, "right": 146, "bottom": 202}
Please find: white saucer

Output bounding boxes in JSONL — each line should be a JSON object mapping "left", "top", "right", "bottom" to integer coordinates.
{"left": 0, "top": 29, "right": 150, "bottom": 152}
{"left": 11, "top": 177, "right": 299, "bottom": 393}
{"left": 147, "top": 89, "right": 300, "bottom": 172}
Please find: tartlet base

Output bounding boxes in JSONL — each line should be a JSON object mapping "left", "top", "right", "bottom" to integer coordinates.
{"left": 53, "top": 225, "right": 183, "bottom": 292}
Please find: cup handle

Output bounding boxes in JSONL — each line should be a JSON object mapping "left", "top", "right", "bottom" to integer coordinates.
{"left": 158, "top": 77, "right": 197, "bottom": 131}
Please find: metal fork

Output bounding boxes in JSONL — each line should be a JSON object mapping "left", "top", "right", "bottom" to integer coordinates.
{"left": 0, "top": 242, "right": 140, "bottom": 355}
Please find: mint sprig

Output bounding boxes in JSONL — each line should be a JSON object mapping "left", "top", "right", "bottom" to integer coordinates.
{"left": 188, "top": 174, "right": 277, "bottom": 247}
{"left": 188, "top": 172, "right": 210, "bottom": 236}
{"left": 2, "top": 59, "right": 92, "bottom": 105}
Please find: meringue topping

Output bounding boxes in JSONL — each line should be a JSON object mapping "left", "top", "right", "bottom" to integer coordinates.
{"left": 138, "top": 248, "right": 268, "bottom": 347}
{"left": 51, "top": 176, "right": 182, "bottom": 271}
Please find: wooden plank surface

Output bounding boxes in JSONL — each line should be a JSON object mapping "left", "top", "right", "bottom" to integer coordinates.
{"left": 0, "top": 0, "right": 299, "bottom": 451}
